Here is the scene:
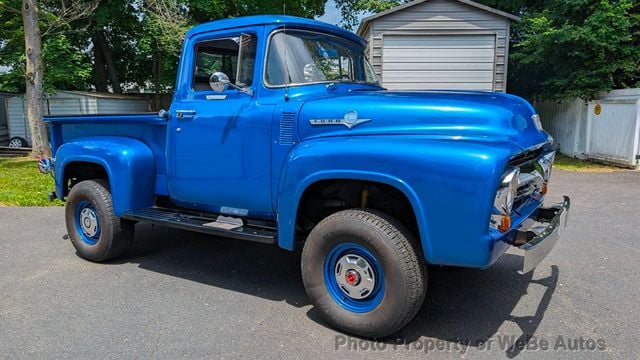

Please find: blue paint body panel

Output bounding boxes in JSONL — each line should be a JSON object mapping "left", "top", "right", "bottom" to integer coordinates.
{"left": 276, "top": 135, "right": 524, "bottom": 267}
{"left": 44, "top": 15, "right": 555, "bottom": 269}
{"left": 52, "top": 136, "right": 157, "bottom": 216}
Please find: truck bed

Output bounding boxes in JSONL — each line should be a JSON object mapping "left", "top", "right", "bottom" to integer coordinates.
{"left": 44, "top": 113, "right": 168, "bottom": 176}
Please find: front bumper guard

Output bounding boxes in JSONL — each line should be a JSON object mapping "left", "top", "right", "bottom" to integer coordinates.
{"left": 514, "top": 196, "right": 570, "bottom": 274}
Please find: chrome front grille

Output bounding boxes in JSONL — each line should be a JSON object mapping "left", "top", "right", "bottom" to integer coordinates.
{"left": 491, "top": 149, "right": 555, "bottom": 233}
{"left": 516, "top": 172, "right": 543, "bottom": 202}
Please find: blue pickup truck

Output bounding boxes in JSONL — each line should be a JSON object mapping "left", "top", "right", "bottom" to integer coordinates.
{"left": 42, "top": 15, "right": 569, "bottom": 337}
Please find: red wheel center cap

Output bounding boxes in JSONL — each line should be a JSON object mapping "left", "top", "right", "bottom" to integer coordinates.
{"left": 345, "top": 270, "right": 361, "bottom": 286}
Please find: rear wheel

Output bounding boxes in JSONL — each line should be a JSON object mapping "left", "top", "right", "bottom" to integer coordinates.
{"left": 65, "top": 180, "right": 134, "bottom": 262}
{"left": 301, "top": 209, "right": 426, "bottom": 338}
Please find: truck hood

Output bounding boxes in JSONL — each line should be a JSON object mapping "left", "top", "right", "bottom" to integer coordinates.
{"left": 297, "top": 90, "right": 550, "bottom": 150}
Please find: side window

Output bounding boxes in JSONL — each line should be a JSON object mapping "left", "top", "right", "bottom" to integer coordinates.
{"left": 192, "top": 34, "right": 257, "bottom": 91}
{"left": 236, "top": 35, "right": 257, "bottom": 87}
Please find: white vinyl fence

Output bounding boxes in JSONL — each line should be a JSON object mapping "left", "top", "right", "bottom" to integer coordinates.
{"left": 535, "top": 88, "right": 640, "bottom": 168}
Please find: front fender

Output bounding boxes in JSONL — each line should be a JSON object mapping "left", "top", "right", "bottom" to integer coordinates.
{"left": 277, "top": 135, "right": 517, "bottom": 267}
{"left": 54, "top": 136, "right": 156, "bottom": 216}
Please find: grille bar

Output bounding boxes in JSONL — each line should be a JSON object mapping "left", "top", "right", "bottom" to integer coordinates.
{"left": 508, "top": 147, "right": 545, "bottom": 167}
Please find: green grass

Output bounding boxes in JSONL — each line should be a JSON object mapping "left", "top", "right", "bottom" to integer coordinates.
{"left": 553, "top": 154, "right": 624, "bottom": 172}
{"left": 0, "top": 157, "right": 63, "bottom": 206}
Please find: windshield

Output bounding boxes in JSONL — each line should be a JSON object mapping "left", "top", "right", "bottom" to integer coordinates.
{"left": 265, "top": 30, "right": 380, "bottom": 87}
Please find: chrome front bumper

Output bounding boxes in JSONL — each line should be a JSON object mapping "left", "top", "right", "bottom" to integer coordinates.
{"left": 514, "top": 196, "right": 570, "bottom": 274}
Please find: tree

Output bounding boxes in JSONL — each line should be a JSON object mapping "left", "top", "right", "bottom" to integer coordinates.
{"left": 334, "top": 0, "right": 409, "bottom": 30}
{"left": 132, "top": 0, "right": 327, "bottom": 94}
{"left": 186, "top": 0, "right": 326, "bottom": 23}
{"left": 486, "top": 0, "right": 638, "bottom": 100}
{"left": 3, "top": 0, "right": 330, "bottom": 97}
{"left": 0, "top": 0, "right": 96, "bottom": 157}
{"left": 82, "top": 0, "right": 142, "bottom": 93}
{"left": 21, "top": 0, "right": 49, "bottom": 157}
{"left": 0, "top": 0, "right": 94, "bottom": 93}
{"left": 139, "top": 0, "right": 189, "bottom": 108}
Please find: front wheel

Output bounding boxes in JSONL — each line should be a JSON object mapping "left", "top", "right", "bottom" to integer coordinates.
{"left": 65, "top": 180, "right": 134, "bottom": 262}
{"left": 301, "top": 209, "right": 426, "bottom": 338}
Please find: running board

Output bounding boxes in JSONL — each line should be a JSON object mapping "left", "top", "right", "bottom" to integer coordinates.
{"left": 122, "top": 207, "right": 276, "bottom": 244}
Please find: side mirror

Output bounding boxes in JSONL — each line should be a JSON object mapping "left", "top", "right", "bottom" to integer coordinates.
{"left": 208, "top": 71, "right": 254, "bottom": 96}
{"left": 209, "top": 72, "right": 230, "bottom": 92}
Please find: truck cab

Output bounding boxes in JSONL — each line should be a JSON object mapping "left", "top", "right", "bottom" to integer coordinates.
{"left": 43, "top": 15, "right": 570, "bottom": 338}
{"left": 166, "top": 18, "right": 383, "bottom": 219}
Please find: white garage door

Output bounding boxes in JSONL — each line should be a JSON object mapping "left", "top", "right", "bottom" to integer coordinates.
{"left": 382, "top": 34, "right": 496, "bottom": 91}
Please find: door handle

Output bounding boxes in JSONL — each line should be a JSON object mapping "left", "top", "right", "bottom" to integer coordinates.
{"left": 176, "top": 110, "right": 196, "bottom": 119}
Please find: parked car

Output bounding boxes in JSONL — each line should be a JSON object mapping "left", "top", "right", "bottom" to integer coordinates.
{"left": 41, "top": 15, "right": 570, "bottom": 338}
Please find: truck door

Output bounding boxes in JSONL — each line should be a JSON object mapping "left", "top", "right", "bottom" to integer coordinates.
{"left": 168, "top": 32, "right": 273, "bottom": 218}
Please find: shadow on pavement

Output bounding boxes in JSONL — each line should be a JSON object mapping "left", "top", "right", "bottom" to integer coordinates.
{"left": 118, "top": 224, "right": 309, "bottom": 307}
{"left": 114, "top": 223, "right": 558, "bottom": 358}
{"left": 392, "top": 261, "right": 559, "bottom": 358}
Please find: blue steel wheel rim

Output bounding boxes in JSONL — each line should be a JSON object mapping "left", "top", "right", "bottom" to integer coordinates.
{"left": 323, "top": 242, "right": 385, "bottom": 313}
{"left": 75, "top": 200, "right": 101, "bottom": 245}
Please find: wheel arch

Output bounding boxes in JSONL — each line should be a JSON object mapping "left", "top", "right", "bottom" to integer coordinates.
{"left": 61, "top": 159, "right": 113, "bottom": 195}
{"left": 55, "top": 137, "right": 156, "bottom": 216}
{"left": 277, "top": 170, "right": 433, "bottom": 261}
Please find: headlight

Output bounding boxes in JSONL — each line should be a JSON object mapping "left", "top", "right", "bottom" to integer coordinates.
{"left": 490, "top": 167, "right": 520, "bottom": 232}
{"left": 532, "top": 114, "right": 544, "bottom": 131}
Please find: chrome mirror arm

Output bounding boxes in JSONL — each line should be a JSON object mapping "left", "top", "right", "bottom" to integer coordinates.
{"left": 225, "top": 82, "right": 254, "bottom": 96}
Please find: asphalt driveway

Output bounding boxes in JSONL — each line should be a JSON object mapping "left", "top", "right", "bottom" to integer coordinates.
{"left": 1, "top": 170, "right": 638, "bottom": 359}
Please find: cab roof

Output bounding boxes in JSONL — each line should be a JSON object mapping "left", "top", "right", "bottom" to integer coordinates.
{"left": 186, "top": 15, "right": 367, "bottom": 47}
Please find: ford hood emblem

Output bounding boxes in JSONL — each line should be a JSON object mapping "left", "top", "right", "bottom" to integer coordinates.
{"left": 309, "top": 111, "right": 371, "bottom": 129}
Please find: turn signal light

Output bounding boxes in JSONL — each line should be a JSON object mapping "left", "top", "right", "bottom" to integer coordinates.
{"left": 499, "top": 216, "right": 511, "bottom": 232}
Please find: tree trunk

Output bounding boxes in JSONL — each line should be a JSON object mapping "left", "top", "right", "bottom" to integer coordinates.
{"left": 153, "top": 51, "right": 161, "bottom": 111}
{"left": 22, "top": 0, "right": 51, "bottom": 158}
{"left": 95, "top": 30, "right": 122, "bottom": 93}
{"left": 92, "top": 31, "right": 108, "bottom": 92}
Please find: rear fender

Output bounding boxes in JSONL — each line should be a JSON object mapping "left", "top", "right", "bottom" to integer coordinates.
{"left": 54, "top": 136, "right": 156, "bottom": 216}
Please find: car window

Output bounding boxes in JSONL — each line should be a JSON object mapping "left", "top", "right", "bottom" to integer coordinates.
{"left": 192, "top": 34, "right": 257, "bottom": 91}
{"left": 265, "top": 30, "right": 379, "bottom": 87}
{"left": 236, "top": 35, "right": 257, "bottom": 87}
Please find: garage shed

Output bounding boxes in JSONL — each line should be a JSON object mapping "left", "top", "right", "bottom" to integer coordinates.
{"left": 357, "top": 0, "right": 520, "bottom": 92}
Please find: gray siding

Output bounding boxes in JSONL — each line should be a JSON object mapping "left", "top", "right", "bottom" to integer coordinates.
{"left": 97, "top": 98, "right": 149, "bottom": 113}
{"left": 6, "top": 91, "right": 150, "bottom": 146}
{"left": 47, "top": 95, "right": 98, "bottom": 115}
{"left": 0, "top": 95, "right": 11, "bottom": 145}
{"left": 362, "top": 0, "right": 510, "bottom": 92}
{"left": 6, "top": 96, "right": 33, "bottom": 143}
